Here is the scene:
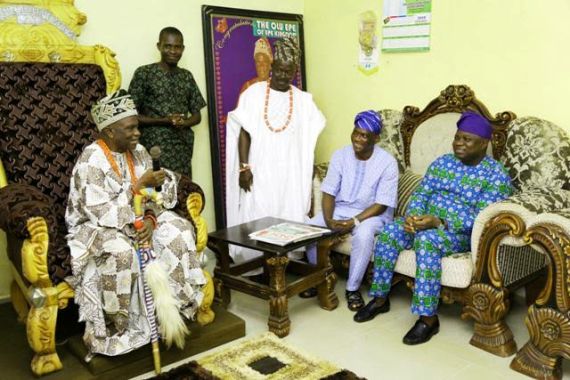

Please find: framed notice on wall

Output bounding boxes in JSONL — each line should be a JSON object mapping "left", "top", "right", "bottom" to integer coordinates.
{"left": 382, "top": 0, "right": 432, "bottom": 52}
{"left": 202, "top": 5, "right": 306, "bottom": 229}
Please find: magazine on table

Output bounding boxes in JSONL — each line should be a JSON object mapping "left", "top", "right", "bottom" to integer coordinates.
{"left": 249, "top": 222, "right": 331, "bottom": 246}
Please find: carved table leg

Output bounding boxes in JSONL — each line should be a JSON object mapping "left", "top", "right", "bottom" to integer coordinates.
{"left": 510, "top": 305, "right": 570, "bottom": 380}
{"left": 213, "top": 276, "right": 231, "bottom": 307}
{"left": 208, "top": 240, "right": 231, "bottom": 307}
{"left": 316, "top": 238, "right": 339, "bottom": 311}
{"left": 267, "top": 256, "right": 290, "bottom": 337}
{"left": 461, "top": 283, "right": 517, "bottom": 357}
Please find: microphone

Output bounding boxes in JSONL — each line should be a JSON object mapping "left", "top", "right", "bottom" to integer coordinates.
{"left": 149, "top": 146, "right": 162, "bottom": 192}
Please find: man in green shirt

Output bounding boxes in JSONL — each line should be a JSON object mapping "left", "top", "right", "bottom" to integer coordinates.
{"left": 129, "top": 26, "right": 206, "bottom": 177}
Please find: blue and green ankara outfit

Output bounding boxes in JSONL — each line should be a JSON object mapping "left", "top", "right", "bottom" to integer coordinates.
{"left": 369, "top": 154, "right": 512, "bottom": 316}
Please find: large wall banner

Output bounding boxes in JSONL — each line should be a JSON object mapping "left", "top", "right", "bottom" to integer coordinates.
{"left": 202, "top": 5, "right": 306, "bottom": 229}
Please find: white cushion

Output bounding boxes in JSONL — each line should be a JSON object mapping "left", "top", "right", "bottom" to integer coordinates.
{"left": 394, "top": 250, "right": 473, "bottom": 288}
{"left": 332, "top": 240, "right": 473, "bottom": 288}
{"left": 331, "top": 235, "right": 352, "bottom": 255}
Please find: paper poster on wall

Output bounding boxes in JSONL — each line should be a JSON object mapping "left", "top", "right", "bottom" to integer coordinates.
{"left": 358, "top": 10, "right": 380, "bottom": 75}
{"left": 382, "top": 0, "right": 431, "bottom": 52}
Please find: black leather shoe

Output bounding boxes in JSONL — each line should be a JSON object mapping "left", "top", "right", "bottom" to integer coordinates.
{"left": 353, "top": 297, "right": 390, "bottom": 323}
{"left": 299, "top": 287, "right": 318, "bottom": 298}
{"left": 403, "top": 318, "right": 440, "bottom": 345}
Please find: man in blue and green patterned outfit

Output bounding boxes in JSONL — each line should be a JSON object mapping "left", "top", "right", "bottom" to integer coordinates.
{"left": 354, "top": 111, "right": 512, "bottom": 345}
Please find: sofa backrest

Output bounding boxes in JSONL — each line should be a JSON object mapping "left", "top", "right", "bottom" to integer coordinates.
{"left": 501, "top": 116, "right": 570, "bottom": 192}
{"left": 400, "top": 85, "right": 515, "bottom": 176}
{"left": 377, "top": 109, "right": 405, "bottom": 173}
{"left": 312, "top": 85, "right": 517, "bottom": 219}
{"left": 409, "top": 112, "right": 458, "bottom": 174}
{"left": 409, "top": 112, "right": 497, "bottom": 174}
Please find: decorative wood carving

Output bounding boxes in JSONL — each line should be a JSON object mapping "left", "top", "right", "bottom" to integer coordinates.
{"left": 0, "top": 0, "right": 121, "bottom": 93}
{"left": 197, "top": 271, "right": 215, "bottom": 326}
{"left": 473, "top": 213, "right": 527, "bottom": 287}
{"left": 459, "top": 212, "right": 531, "bottom": 357}
{"left": 21, "top": 217, "right": 67, "bottom": 375}
{"left": 470, "top": 211, "right": 570, "bottom": 376}
{"left": 0, "top": 2, "right": 119, "bottom": 375}
{"left": 509, "top": 223, "right": 570, "bottom": 379}
{"left": 267, "top": 256, "right": 290, "bottom": 337}
{"left": 187, "top": 192, "right": 207, "bottom": 253}
{"left": 461, "top": 283, "right": 516, "bottom": 357}
{"left": 400, "top": 84, "right": 516, "bottom": 167}
{"left": 511, "top": 305, "right": 570, "bottom": 380}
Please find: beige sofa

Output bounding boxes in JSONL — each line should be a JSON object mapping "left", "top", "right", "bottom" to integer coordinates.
{"left": 312, "top": 85, "right": 569, "bottom": 360}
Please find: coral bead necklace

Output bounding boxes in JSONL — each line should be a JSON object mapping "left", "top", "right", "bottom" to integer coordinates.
{"left": 263, "top": 78, "right": 293, "bottom": 133}
{"left": 96, "top": 139, "right": 138, "bottom": 187}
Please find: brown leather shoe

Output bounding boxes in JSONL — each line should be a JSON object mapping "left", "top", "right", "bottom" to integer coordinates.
{"left": 402, "top": 318, "right": 440, "bottom": 345}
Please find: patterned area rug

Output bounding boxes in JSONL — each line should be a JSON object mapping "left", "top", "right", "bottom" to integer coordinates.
{"left": 151, "top": 332, "right": 365, "bottom": 380}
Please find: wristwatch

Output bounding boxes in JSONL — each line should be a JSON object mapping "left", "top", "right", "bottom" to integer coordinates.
{"left": 352, "top": 216, "right": 361, "bottom": 226}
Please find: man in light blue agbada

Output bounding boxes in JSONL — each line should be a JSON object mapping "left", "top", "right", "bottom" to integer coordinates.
{"left": 302, "top": 110, "right": 399, "bottom": 312}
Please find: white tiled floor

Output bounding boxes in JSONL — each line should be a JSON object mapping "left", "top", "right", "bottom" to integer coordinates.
{"left": 134, "top": 255, "right": 570, "bottom": 380}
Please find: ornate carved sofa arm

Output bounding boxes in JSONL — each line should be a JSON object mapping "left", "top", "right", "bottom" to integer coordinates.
{"left": 463, "top": 188, "right": 570, "bottom": 357}
{"left": 471, "top": 187, "right": 570, "bottom": 275}
{"left": 310, "top": 162, "right": 329, "bottom": 218}
{"left": 509, "top": 209, "right": 570, "bottom": 379}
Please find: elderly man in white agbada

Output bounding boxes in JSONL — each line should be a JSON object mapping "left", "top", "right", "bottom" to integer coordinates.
{"left": 65, "top": 89, "right": 206, "bottom": 356}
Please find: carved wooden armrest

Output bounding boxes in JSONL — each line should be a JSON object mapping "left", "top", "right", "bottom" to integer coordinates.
{"left": 0, "top": 183, "right": 73, "bottom": 301}
{"left": 174, "top": 174, "right": 207, "bottom": 253}
{"left": 471, "top": 187, "right": 570, "bottom": 270}
{"left": 310, "top": 162, "right": 330, "bottom": 218}
{"left": 0, "top": 183, "right": 57, "bottom": 239}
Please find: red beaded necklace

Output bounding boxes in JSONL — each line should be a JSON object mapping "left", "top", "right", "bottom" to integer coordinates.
{"left": 96, "top": 139, "right": 137, "bottom": 187}
{"left": 263, "top": 78, "right": 293, "bottom": 133}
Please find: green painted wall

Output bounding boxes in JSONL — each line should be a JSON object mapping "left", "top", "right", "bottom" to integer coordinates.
{"left": 305, "top": 0, "right": 570, "bottom": 162}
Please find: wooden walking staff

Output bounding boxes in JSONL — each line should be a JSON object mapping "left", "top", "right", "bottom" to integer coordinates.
{"left": 133, "top": 188, "right": 163, "bottom": 374}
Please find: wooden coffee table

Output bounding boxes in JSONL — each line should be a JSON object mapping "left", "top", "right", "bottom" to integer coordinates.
{"left": 207, "top": 217, "right": 340, "bottom": 337}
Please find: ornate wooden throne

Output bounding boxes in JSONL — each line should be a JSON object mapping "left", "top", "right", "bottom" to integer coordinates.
{"left": 0, "top": 1, "right": 213, "bottom": 376}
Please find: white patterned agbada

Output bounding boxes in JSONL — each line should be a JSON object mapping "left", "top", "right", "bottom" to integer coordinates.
{"left": 65, "top": 142, "right": 205, "bottom": 356}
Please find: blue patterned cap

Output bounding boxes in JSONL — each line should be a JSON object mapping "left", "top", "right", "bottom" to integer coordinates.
{"left": 354, "top": 110, "right": 382, "bottom": 135}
